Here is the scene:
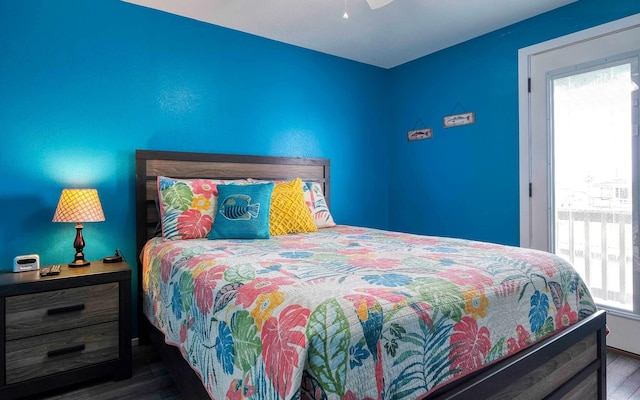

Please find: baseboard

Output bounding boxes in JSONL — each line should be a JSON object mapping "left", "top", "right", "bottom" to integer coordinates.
{"left": 607, "top": 345, "right": 640, "bottom": 359}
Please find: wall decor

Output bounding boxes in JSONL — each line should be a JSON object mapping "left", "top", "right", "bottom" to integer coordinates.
{"left": 407, "top": 118, "right": 432, "bottom": 141}
{"left": 407, "top": 128, "right": 433, "bottom": 141}
{"left": 443, "top": 111, "right": 475, "bottom": 128}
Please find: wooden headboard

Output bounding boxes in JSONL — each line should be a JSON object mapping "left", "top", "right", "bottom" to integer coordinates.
{"left": 135, "top": 149, "right": 331, "bottom": 276}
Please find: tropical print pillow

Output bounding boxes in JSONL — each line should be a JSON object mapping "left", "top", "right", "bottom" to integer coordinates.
{"left": 157, "top": 176, "right": 232, "bottom": 240}
{"left": 303, "top": 181, "right": 336, "bottom": 228}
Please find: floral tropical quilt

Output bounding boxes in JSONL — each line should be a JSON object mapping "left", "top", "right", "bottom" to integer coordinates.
{"left": 141, "top": 225, "right": 597, "bottom": 400}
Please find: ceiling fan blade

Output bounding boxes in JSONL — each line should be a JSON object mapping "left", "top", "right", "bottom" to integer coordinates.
{"left": 366, "top": 0, "right": 394, "bottom": 10}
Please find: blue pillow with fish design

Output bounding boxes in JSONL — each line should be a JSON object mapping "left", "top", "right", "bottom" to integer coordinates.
{"left": 208, "top": 183, "right": 274, "bottom": 239}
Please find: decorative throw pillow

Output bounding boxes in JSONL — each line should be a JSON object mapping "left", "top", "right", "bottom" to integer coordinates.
{"left": 208, "top": 183, "right": 274, "bottom": 239}
{"left": 270, "top": 178, "right": 318, "bottom": 236}
{"left": 303, "top": 181, "right": 336, "bottom": 228}
{"left": 158, "top": 176, "right": 228, "bottom": 240}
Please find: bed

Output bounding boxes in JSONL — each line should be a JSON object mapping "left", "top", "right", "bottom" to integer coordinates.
{"left": 135, "top": 149, "right": 607, "bottom": 400}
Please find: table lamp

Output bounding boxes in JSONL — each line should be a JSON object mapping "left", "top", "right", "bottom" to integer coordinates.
{"left": 52, "top": 188, "right": 105, "bottom": 267}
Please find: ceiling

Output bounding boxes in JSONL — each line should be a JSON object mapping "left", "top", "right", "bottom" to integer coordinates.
{"left": 123, "top": 0, "right": 576, "bottom": 69}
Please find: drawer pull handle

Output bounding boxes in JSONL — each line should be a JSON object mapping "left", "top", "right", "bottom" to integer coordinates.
{"left": 47, "top": 344, "right": 86, "bottom": 358}
{"left": 47, "top": 304, "right": 85, "bottom": 315}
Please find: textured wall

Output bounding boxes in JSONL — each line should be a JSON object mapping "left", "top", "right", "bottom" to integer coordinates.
{"left": 0, "top": 1, "right": 390, "bottom": 264}
{"left": 0, "top": 1, "right": 390, "bottom": 333}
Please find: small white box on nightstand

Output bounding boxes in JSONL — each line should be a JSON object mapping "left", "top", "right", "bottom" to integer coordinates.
{"left": 13, "top": 254, "right": 40, "bottom": 272}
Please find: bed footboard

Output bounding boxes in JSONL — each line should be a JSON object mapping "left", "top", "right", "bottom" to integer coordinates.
{"left": 142, "top": 310, "right": 606, "bottom": 400}
{"left": 428, "top": 309, "right": 606, "bottom": 400}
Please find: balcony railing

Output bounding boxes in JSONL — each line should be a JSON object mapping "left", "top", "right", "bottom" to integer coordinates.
{"left": 556, "top": 208, "right": 632, "bottom": 308}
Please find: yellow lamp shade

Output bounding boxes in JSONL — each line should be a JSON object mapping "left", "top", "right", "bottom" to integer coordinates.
{"left": 53, "top": 189, "right": 105, "bottom": 223}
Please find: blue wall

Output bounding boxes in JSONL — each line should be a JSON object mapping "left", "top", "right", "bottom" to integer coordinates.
{"left": 388, "top": 0, "right": 640, "bottom": 246}
{"left": 1, "top": 0, "right": 638, "bottom": 336}
{"left": 0, "top": 0, "right": 390, "bottom": 310}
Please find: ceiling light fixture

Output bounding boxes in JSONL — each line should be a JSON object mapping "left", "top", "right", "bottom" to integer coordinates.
{"left": 343, "top": 0, "right": 394, "bottom": 20}
{"left": 366, "top": 0, "right": 394, "bottom": 9}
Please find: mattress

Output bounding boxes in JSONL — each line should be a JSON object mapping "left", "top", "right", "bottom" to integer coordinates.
{"left": 141, "top": 225, "right": 597, "bottom": 400}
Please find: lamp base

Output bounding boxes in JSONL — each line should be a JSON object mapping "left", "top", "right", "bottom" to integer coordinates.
{"left": 69, "top": 259, "right": 90, "bottom": 267}
{"left": 69, "top": 223, "right": 90, "bottom": 267}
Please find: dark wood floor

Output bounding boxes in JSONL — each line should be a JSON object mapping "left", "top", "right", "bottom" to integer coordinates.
{"left": 607, "top": 350, "right": 640, "bottom": 400}
{"left": 22, "top": 345, "right": 640, "bottom": 399}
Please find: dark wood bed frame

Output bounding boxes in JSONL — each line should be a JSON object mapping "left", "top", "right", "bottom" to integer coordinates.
{"left": 135, "top": 149, "right": 607, "bottom": 400}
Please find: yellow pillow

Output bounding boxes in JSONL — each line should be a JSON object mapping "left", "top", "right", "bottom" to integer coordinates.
{"left": 270, "top": 178, "right": 318, "bottom": 236}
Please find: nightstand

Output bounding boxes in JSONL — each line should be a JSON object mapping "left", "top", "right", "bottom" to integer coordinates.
{"left": 0, "top": 260, "right": 132, "bottom": 399}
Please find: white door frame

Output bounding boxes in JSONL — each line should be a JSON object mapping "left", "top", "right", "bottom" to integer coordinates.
{"left": 518, "top": 13, "right": 640, "bottom": 249}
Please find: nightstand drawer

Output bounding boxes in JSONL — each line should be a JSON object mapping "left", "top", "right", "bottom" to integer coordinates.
{"left": 5, "top": 321, "right": 119, "bottom": 385}
{"left": 5, "top": 282, "right": 119, "bottom": 340}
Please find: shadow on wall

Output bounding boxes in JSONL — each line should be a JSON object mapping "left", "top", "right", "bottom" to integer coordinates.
{"left": 0, "top": 195, "right": 53, "bottom": 270}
